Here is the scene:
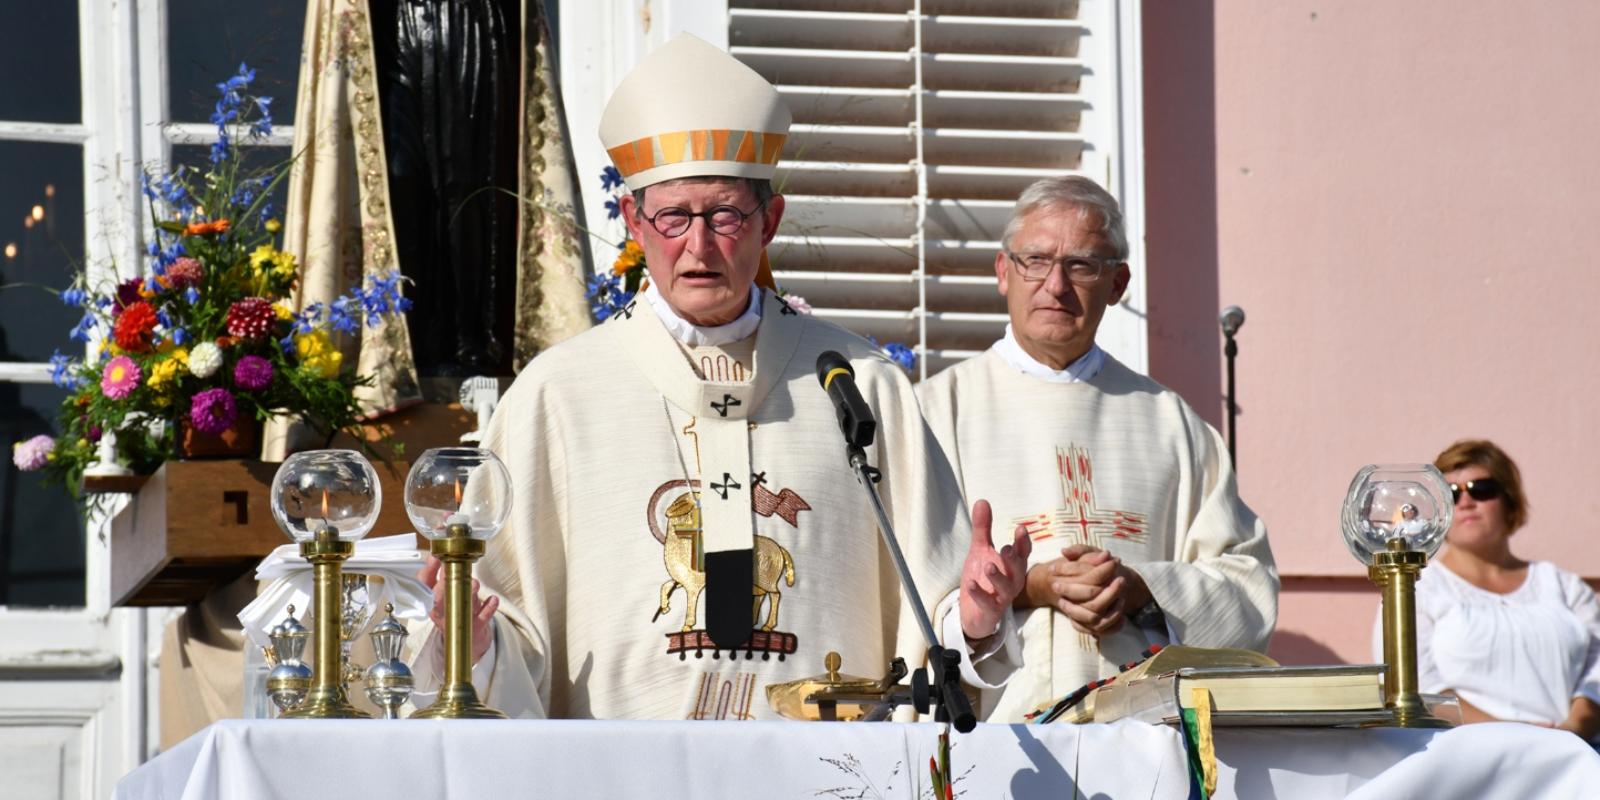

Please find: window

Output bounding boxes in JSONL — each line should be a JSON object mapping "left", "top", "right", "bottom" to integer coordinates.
{"left": 729, "top": 0, "right": 1144, "bottom": 377}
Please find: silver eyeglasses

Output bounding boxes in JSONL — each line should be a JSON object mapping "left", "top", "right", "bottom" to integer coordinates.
{"left": 1004, "top": 250, "right": 1121, "bottom": 284}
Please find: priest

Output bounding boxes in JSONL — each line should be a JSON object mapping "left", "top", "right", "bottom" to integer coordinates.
{"left": 916, "top": 176, "right": 1278, "bottom": 722}
{"left": 407, "top": 33, "right": 1030, "bottom": 719}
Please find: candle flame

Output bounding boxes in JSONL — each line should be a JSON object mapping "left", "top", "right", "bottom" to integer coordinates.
{"left": 30, "top": 205, "right": 43, "bottom": 222}
{"left": 44, "top": 184, "right": 55, "bottom": 198}
{"left": 454, "top": 478, "right": 462, "bottom": 508}
{"left": 1389, "top": 507, "right": 1404, "bottom": 526}
{"left": 3, "top": 243, "right": 14, "bottom": 260}
{"left": 321, "top": 488, "right": 329, "bottom": 519}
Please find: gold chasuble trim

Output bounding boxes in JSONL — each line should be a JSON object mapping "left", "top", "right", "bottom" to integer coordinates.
{"left": 611, "top": 291, "right": 805, "bottom": 647}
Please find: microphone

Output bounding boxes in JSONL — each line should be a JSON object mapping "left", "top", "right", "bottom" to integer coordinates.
{"left": 1219, "top": 305, "right": 1246, "bottom": 337}
{"left": 815, "top": 351, "right": 876, "bottom": 450}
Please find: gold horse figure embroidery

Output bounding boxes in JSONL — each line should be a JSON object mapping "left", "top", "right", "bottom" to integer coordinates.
{"left": 655, "top": 490, "right": 796, "bottom": 632}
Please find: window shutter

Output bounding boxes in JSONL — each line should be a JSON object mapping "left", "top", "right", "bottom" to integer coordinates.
{"left": 729, "top": 0, "right": 1129, "bottom": 377}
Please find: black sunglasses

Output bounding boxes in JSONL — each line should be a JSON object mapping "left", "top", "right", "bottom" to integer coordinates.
{"left": 1450, "top": 478, "right": 1505, "bottom": 504}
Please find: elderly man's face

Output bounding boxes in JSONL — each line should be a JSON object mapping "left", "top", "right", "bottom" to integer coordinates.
{"left": 995, "top": 207, "right": 1130, "bottom": 369}
{"left": 620, "top": 178, "right": 785, "bottom": 327}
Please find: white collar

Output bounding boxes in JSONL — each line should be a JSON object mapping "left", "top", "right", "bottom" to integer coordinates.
{"left": 992, "top": 324, "right": 1105, "bottom": 383}
{"left": 643, "top": 283, "right": 762, "bottom": 346}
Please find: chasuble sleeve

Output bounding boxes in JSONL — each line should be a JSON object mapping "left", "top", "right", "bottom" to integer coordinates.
{"left": 855, "top": 355, "right": 1020, "bottom": 690}
{"left": 1126, "top": 407, "right": 1279, "bottom": 653}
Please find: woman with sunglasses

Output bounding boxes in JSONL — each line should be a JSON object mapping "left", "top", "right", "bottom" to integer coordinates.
{"left": 1374, "top": 439, "right": 1600, "bottom": 741}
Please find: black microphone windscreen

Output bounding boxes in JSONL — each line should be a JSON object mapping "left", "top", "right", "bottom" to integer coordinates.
{"left": 816, "top": 350, "right": 854, "bottom": 389}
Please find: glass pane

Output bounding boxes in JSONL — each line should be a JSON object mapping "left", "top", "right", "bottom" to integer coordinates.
{"left": 167, "top": 0, "right": 305, "bottom": 126}
{"left": 170, "top": 144, "right": 293, "bottom": 223}
{"left": 0, "top": 141, "right": 87, "bottom": 608}
{"left": 0, "top": 2, "right": 81, "bottom": 124}
{"left": 0, "top": 384, "right": 87, "bottom": 607}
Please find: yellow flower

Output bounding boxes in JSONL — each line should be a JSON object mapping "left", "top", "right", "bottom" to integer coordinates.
{"left": 612, "top": 240, "right": 645, "bottom": 276}
{"left": 265, "top": 219, "right": 282, "bottom": 233}
{"left": 271, "top": 250, "right": 297, "bottom": 279}
{"left": 294, "top": 330, "right": 343, "bottom": 379}
{"left": 273, "top": 301, "right": 295, "bottom": 321}
{"left": 146, "top": 347, "right": 189, "bottom": 391}
{"left": 249, "top": 244, "right": 278, "bottom": 274}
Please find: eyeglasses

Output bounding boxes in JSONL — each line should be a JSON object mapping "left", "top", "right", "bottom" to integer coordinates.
{"left": 1004, "top": 250, "right": 1121, "bottom": 284}
{"left": 1450, "top": 478, "right": 1505, "bottom": 504}
{"left": 641, "top": 201, "right": 767, "bottom": 238}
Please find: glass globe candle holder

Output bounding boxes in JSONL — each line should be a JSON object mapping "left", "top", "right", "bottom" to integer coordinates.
{"left": 1341, "top": 463, "right": 1454, "bottom": 728}
{"left": 404, "top": 447, "right": 512, "bottom": 719}
{"left": 269, "top": 449, "right": 380, "bottom": 719}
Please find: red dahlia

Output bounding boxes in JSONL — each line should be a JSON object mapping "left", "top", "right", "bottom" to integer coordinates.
{"left": 226, "top": 297, "right": 275, "bottom": 340}
{"left": 113, "top": 301, "right": 158, "bottom": 352}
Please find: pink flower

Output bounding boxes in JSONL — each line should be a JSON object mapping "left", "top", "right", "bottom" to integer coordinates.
{"left": 232, "top": 355, "right": 273, "bottom": 391}
{"left": 11, "top": 434, "right": 54, "bottom": 471}
{"left": 166, "top": 257, "right": 204, "bottom": 288}
{"left": 782, "top": 294, "right": 813, "bottom": 314}
{"left": 101, "top": 355, "right": 142, "bottom": 399}
{"left": 189, "top": 388, "right": 238, "bottom": 435}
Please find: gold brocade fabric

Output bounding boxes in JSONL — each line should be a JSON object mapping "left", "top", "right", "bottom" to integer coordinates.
{"left": 264, "top": 0, "right": 590, "bottom": 459}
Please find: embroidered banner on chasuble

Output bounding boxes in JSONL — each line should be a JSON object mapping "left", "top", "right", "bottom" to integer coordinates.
{"left": 613, "top": 291, "right": 804, "bottom": 650}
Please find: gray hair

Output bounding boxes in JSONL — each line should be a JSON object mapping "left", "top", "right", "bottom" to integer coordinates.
{"left": 1000, "top": 176, "right": 1128, "bottom": 259}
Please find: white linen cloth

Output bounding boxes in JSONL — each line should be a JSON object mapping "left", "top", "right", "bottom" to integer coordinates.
{"left": 114, "top": 719, "right": 1600, "bottom": 800}
{"left": 1372, "top": 559, "right": 1600, "bottom": 729}
{"left": 238, "top": 533, "right": 432, "bottom": 652}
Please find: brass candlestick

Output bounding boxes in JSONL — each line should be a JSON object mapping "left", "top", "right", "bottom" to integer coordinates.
{"left": 284, "top": 526, "right": 372, "bottom": 719}
{"left": 1370, "top": 539, "right": 1450, "bottom": 727}
{"left": 1341, "top": 464, "right": 1455, "bottom": 729}
{"left": 411, "top": 522, "right": 506, "bottom": 719}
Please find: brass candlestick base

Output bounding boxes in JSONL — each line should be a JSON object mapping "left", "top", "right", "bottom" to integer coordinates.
{"left": 283, "top": 530, "right": 372, "bottom": 719}
{"left": 1369, "top": 540, "right": 1451, "bottom": 728}
{"left": 412, "top": 526, "right": 506, "bottom": 719}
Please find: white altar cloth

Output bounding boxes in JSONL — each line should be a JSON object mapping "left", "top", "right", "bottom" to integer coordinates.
{"left": 114, "top": 719, "right": 1600, "bottom": 800}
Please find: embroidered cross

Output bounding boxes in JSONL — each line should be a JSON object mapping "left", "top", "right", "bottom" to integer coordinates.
{"left": 777, "top": 298, "right": 798, "bottom": 316}
{"left": 618, "top": 299, "right": 637, "bottom": 319}
{"left": 1012, "top": 445, "right": 1149, "bottom": 652}
{"left": 751, "top": 472, "right": 767, "bottom": 486}
{"left": 710, "top": 473, "right": 742, "bottom": 499}
{"left": 710, "top": 394, "right": 742, "bottom": 417}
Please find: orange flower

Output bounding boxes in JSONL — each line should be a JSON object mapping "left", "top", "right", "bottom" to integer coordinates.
{"left": 214, "top": 336, "right": 238, "bottom": 348}
{"left": 183, "top": 219, "right": 231, "bottom": 236}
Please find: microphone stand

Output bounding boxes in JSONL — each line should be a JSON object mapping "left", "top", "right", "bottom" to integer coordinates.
{"left": 843, "top": 442, "right": 978, "bottom": 733}
{"left": 1223, "top": 330, "right": 1238, "bottom": 467}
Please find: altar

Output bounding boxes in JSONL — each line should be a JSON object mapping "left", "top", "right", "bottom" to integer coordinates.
{"left": 113, "top": 718, "right": 1600, "bottom": 799}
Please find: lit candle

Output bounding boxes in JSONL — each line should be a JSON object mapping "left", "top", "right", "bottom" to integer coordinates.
{"left": 445, "top": 478, "right": 468, "bottom": 528}
{"left": 320, "top": 488, "right": 335, "bottom": 535}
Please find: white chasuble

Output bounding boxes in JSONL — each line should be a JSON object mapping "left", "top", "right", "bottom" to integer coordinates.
{"left": 412, "top": 290, "right": 975, "bottom": 720}
{"left": 917, "top": 348, "right": 1279, "bottom": 723}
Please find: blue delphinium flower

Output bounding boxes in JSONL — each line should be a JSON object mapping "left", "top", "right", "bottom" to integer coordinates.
{"left": 184, "top": 287, "right": 201, "bottom": 305}
{"left": 60, "top": 287, "right": 86, "bottom": 307}
{"left": 882, "top": 342, "right": 916, "bottom": 372}
{"left": 585, "top": 274, "right": 634, "bottom": 322}
{"left": 69, "top": 313, "right": 96, "bottom": 343}
{"left": 48, "top": 350, "right": 81, "bottom": 389}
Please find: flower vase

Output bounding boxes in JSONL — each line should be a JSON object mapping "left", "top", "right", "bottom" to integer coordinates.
{"left": 180, "top": 417, "right": 263, "bottom": 459}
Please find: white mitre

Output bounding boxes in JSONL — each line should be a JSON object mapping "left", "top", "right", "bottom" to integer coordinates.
{"left": 599, "top": 33, "right": 793, "bottom": 190}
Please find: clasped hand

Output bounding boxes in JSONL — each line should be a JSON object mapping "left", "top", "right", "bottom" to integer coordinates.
{"left": 1018, "top": 544, "right": 1153, "bottom": 638}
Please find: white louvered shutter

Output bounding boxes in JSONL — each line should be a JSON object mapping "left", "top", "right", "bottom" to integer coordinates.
{"left": 729, "top": 0, "right": 1140, "bottom": 378}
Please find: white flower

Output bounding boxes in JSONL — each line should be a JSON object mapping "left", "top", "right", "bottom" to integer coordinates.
{"left": 189, "top": 342, "right": 223, "bottom": 379}
{"left": 783, "top": 294, "right": 813, "bottom": 314}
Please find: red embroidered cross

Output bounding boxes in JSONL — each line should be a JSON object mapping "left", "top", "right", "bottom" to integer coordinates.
{"left": 1012, "top": 445, "right": 1149, "bottom": 550}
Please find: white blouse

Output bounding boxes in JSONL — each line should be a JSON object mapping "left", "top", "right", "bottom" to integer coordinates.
{"left": 1372, "top": 559, "right": 1600, "bottom": 727}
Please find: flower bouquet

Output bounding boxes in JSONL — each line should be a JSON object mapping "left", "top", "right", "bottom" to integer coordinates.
{"left": 10, "top": 65, "right": 410, "bottom": 496}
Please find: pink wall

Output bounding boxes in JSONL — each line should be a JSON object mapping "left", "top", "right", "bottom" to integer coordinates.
{"left": 1144, "top": 1, "right": 1600, "bottom": 664}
